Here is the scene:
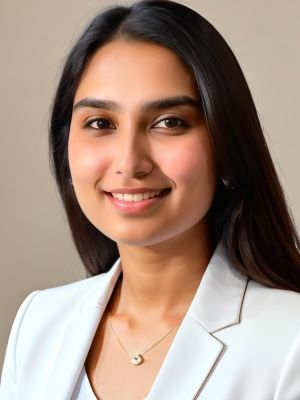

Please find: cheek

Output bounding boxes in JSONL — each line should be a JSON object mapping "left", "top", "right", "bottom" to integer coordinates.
{"left": 158, "top": 134, "right": 216, "bottom": 188}
{"left": 68, "top": 131, "right": 106, "bottom": 184}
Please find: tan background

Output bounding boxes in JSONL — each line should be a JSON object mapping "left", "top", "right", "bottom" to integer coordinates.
{"left": 0, "top": 0, "right": 299, "bottom": 369}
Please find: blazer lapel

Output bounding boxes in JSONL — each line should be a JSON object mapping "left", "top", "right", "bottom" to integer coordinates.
{"left": 38, "top": 241, "right": 248, "bottom": 400}
{"left": 39, "top": 258, "right": 123, "bottom": 400}
{"left": 146, "top": 242, "right": 249, "bottom": 400}
{"left": 146, "top": 316, "right": 224, "bottom": 400}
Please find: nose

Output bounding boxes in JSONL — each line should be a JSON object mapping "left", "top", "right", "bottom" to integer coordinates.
{"left": 114, "top": 130, "right": 153, "bottom": 178}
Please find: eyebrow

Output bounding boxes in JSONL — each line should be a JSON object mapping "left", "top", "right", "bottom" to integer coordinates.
{"left": 72, "top": 95, "right": 202, "bottom": 113}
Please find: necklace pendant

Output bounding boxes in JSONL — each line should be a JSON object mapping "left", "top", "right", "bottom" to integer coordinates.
{"left": 130, "top": 354, "right": 143, "bottom": 365}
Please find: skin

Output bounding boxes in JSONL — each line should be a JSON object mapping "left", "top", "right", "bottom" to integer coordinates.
{"left": 68, "top": 39, "right": 218, "bottom": 399}
{"left": 68, "top": 39, "right": 217, "bottom": 329}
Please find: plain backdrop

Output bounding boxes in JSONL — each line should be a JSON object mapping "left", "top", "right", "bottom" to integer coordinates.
{"left": 0, "top": 0, "right": 299, "bottom": 369}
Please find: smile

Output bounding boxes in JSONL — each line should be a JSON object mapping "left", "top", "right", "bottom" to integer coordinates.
{"left": 111, "top": 189, "right": 165, "bottom": 202}
{"left": 104, "top": 188, "right": 171, "bottom": 214}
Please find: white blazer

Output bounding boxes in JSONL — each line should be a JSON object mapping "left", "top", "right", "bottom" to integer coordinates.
{"left": 1, "top": 242, "right": 300, "bottom": 400}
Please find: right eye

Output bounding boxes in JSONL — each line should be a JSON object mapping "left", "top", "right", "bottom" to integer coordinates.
{"left": 84, "top": 117, "right": 115, "bottom": 130}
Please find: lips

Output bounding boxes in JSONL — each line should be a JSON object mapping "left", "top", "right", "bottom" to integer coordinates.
{"left": 104, "top": 187, "right": 171, "bottom": 214}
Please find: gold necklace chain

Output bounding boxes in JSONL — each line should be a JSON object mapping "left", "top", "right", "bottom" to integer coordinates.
{"left": 108, "top": 315, "right": 182, "bottom": 366}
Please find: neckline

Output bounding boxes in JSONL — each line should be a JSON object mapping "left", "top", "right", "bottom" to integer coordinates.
{"left": 83, "top": 365, "right": 147, "bottom": 400}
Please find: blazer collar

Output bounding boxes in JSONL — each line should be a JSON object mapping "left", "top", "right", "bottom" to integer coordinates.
{"left": 41, "top": 241, "right": 249, "bottom": 400}
{"left": 146, "top": 241, "right": 249, "bottom": 399}
{"left": 187, "top": 241, "right": 248, "bottom": 333}
{"left": 88, "top": 240, "right": 248, "bottom": 333}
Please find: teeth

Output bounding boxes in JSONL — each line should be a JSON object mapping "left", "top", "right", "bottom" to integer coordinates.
{"left": 112, "top": 190, "right": 163, "bottom": 201}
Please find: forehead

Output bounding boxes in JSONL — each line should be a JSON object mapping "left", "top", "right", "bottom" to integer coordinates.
{"left": 74, "top": 40, "right": 199, "bottom": 103}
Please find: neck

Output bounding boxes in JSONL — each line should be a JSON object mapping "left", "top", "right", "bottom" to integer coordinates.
{"left": 107, "top": 221, "right": 215, "bottom": 326}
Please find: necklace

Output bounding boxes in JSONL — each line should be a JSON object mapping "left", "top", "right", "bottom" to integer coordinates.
{"left": 108, "top": 315, "right": 182, "bottom": 366}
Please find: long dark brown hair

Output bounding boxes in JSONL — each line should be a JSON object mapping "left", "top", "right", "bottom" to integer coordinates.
{"left": 49, "top": 0, "right": 300, "bottom": 291}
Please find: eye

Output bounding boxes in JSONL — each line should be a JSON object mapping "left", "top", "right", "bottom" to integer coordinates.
{"left": 153, "top": 117, "right": 189, "bottom": 130}
{"left": 84, "top": 117, "right": 115, "bottom": 130}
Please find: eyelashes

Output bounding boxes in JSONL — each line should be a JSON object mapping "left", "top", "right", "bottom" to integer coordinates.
{"left": 84, "top": 118, "right": 115, "bottom": 130}
{"left": 82, "top": 116, "right": 190, "bottom": 132}
{"left": 154, "top": 117, "right": 190, "bottom": 129}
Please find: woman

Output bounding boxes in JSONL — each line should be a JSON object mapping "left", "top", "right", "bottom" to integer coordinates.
{"left": 1, "top": 0, "right": 300, "bottom": 399}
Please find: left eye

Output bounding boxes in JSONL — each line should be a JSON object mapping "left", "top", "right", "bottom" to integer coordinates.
{"left": 85, "top": 118, "right": 115, "bottom": 130}
{"left": 153, "top": 117, "right": 188, "bottom": 129}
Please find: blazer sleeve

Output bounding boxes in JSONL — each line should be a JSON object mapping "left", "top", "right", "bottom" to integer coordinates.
{"left": 0, "top": 290, "right": 41, "bottom": 400}
{"left": 274, "top": 329, "right": 300, "bottom": 400}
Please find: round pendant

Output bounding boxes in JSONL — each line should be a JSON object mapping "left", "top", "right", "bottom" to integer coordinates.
{"left": 131, "top": 354, "right": 143, "bottom": 365}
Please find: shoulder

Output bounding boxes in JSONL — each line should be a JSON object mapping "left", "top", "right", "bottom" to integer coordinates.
{"left": 9, "top": 255, "right": 122, "bottom": 338}
{"left": 2, "top": 263, "right": 121, "bottom": 361}
{"left": 30, "top": 273, "right": 105, "bottom": 308}
{"left": 0, "top": 268, "right": 120, "bottom": 398}
{"left": 245, "top": 279, "right": 300, "bottom": 323}
{"left": 239, "top": 280, "right": 300, "bottom": 346}
{"left": 21, "top": 256, "right": 121, "bottom": 317}
{"left": 20, "top": 269, "right": 116, "bottom": 324}
{"left": 244, "top": 282, "right": 300, "bottom": 393}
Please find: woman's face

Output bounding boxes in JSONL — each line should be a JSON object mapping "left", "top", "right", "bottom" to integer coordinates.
{"left": 68, "top": 40, "right": 217, "bottom": 246}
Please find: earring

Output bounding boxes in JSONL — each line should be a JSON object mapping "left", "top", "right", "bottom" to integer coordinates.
{"left": 69, "top": 178, "right": 73, "bottom": 186}
{"left": 222, "top": 177, "right": 234, "bottom": 190}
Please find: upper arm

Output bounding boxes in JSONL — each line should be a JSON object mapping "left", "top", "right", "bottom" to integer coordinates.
{"left": 0, "top": 290, "right": 41, "bottom": 399}
{"left": 274, "top": 330, "right": 300, "bottom": 400}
